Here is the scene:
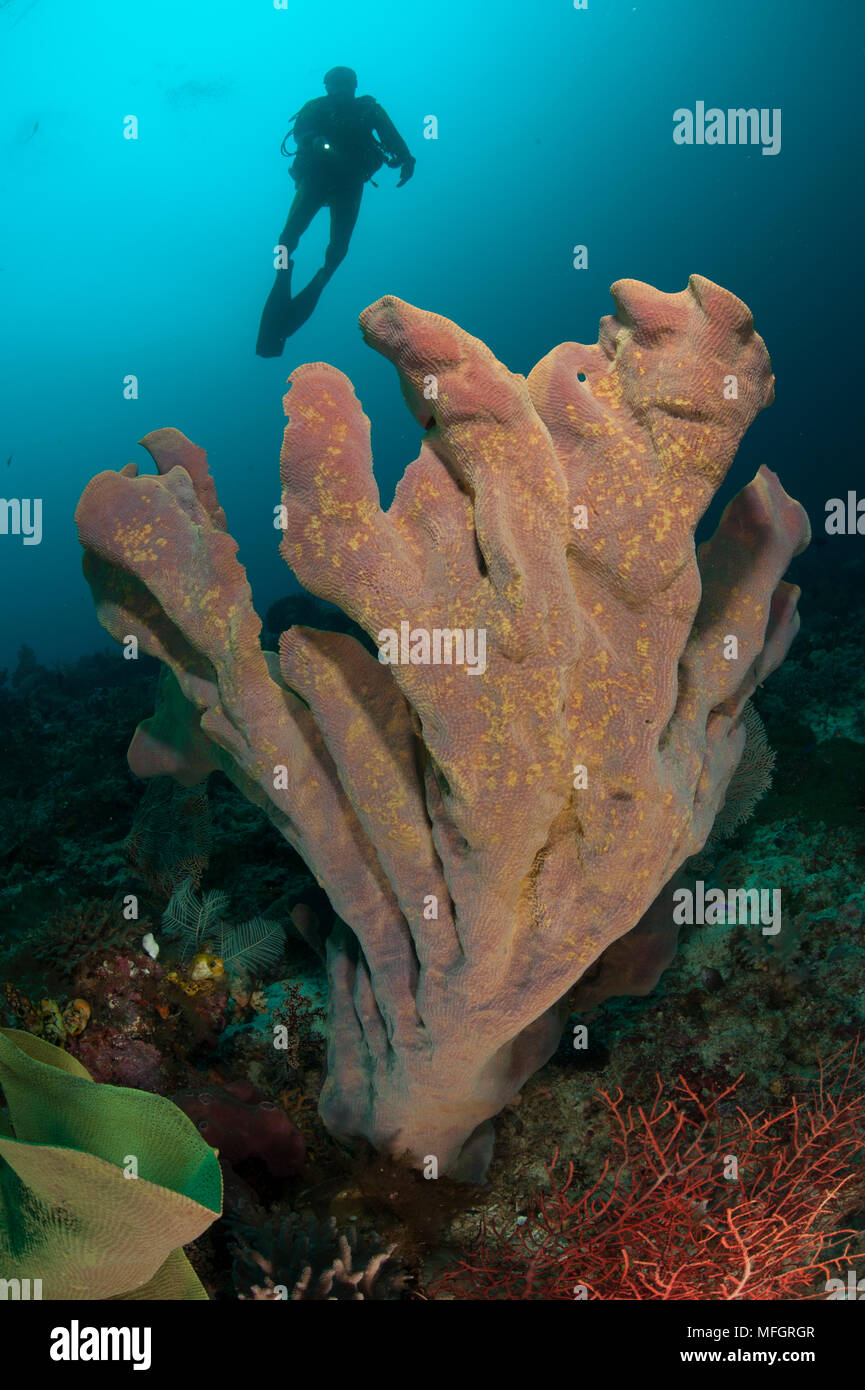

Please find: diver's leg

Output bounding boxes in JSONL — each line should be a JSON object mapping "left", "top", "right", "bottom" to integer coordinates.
{"left": 270, "top": 184, "right": 322, "bottom": 301}
{"left": 322, "top": 183, "right": 363, "bottom": 278}
{"left": 278, "top": 183, "right": 322, "bottom": 258}
{"left": 263, "top": 184, "right": 364, "bottom": 346}
{"left": 256, "top": 184, "right": 323, "bottom": 356}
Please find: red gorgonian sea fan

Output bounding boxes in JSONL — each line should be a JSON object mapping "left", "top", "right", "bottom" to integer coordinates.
{"left": 429, "top": 1045, "right": 865, "bottom": 1300}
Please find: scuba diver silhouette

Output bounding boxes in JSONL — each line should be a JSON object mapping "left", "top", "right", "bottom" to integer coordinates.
{"left": 256, "top": 66, "right": 415, "bottom": 357}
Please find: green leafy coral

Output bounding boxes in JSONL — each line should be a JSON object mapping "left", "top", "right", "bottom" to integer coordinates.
{"left": 0, "top": 1028, "right": 221, "bottom": 1299}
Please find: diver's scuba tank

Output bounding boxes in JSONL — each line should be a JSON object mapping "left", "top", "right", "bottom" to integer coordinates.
{"left": 279, "top": 99, "right": 400, "bottom": 186}
{"left": 281, "top": 119, "right": 341, "bottom": 183}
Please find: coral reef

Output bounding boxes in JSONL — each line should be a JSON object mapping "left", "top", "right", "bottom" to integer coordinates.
{"left": 28, "top": 900, "right": 142, "bottom": 974}
{"left": 430, "top": 1047, "right": 865, "bottom": 1300}
{"left": 0, "top": 648, "right": 158, "bottom": 927}
{"left": 74, "top": 278, "right": 809, "bottom": 1177}
{"left": 0, "top": 942, "right": 239, "bottom": 1090}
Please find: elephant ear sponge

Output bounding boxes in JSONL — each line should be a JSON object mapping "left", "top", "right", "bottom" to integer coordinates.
{"left": 0, "top": 1028, "right": 222, "bottom": 1299}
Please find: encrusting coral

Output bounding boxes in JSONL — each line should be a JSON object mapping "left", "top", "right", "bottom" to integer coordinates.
{"left": 75, "top": 277, "right": 809, "bottom": 1178}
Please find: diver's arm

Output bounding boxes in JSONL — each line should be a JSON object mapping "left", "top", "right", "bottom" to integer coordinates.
{"left": 372, "top": 103, "right": 415, "bottom": 183}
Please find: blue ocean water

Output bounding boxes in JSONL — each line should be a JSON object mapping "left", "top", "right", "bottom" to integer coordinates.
{"left": 1, "top": 0, "right": 861, "bottom": 664}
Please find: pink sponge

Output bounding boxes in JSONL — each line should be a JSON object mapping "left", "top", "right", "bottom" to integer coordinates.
{"left": 175, "top": 1080, "right": 305, "bottom": 1177}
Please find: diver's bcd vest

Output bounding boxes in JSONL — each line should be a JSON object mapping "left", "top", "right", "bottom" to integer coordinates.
{"left": 281, "top": 95, "right": 400, "bottom": 185}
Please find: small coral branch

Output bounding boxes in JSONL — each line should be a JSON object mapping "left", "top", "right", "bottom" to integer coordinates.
{"left": 430, "top": 1045, "right": 865, "bottom": 1300}
{"left": 232, "top": 1212, "right": 402, "bottom": 1301}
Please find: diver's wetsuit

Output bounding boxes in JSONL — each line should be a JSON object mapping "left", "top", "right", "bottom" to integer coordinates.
{"left": 256, "top": 94, "right": 413, "bottom": 356}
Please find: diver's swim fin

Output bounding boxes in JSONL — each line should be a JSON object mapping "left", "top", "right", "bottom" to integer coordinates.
{"left": 278, "top": 267, "right": 329, "bottom": 341}
{"left": 255, "top": 261, "right": 294, "bottom": 358}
